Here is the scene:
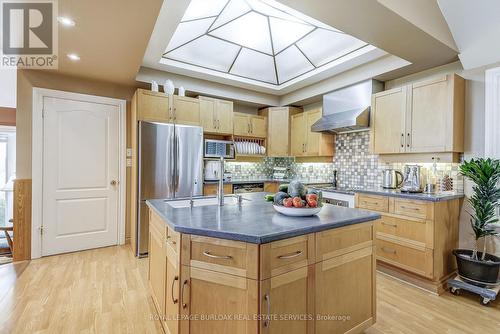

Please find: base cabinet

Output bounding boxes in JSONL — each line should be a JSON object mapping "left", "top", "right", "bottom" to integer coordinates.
{"left": 149, "top": 207, "right": 377, "bottom": 334}
{"left": 315, "top": 247, "right": 375, "bottom": 334}
{"left": 260, "top": 266, "right": 313, "bottom": 334}
{"left": 181, "top": 266, "right": 258, "bottom": 334}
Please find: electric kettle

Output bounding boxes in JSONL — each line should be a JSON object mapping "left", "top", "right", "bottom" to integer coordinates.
{"left": 382, "top": 169, "right": 404, "bottom": 189}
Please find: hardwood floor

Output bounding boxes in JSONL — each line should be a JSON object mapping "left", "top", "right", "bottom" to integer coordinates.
{"left": 0, "top": 245, "right": 162, "bottom": 334}
{"left": 0, "top": 245, "right": 498, "bottom": 334}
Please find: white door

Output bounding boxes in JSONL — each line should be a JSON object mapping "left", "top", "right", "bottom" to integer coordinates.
{"left": 42, "top": 96, "right": 120, "bottom": 256}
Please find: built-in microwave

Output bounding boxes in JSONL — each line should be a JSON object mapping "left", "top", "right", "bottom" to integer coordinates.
{"left": 204, "top": 139, "right": 235, "bottom": 159}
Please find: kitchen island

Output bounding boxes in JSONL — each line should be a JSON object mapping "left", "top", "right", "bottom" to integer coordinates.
{"left": 146, "top": 193, "right": 380, "bottom": 334}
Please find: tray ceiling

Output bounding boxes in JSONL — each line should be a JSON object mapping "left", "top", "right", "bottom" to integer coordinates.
{"left": 162, "top": 0, "right": 373, "bottom": 88}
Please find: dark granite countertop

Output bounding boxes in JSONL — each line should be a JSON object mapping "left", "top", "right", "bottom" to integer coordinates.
{"left": 204, "top": 179, "right": 333, "bottom": 185}
{"left": 353, "top": 188, "right": 464, "bottom": 202}
{"left": 146, "top": 192, "right": 380, "bottom": 244}
{"left": 311, "top": 186, "right": 464, "bottom": 202}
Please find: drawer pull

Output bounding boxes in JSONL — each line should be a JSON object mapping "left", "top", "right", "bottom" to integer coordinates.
{"left": 382, "top": 222, "right": 397, "bottom": 227}
{"left": 171, "top": 276, "right": 179, "bottom": 304}
{"left": 381, "top": 247, "right": 396, "bottom": 254}
{"left": 277, "top": 250, "right": 303, "bottom": 259}
{"left": 400, "top": 205, "right": 420, "bottom": 211}
{"left": 203, "top": 251, "right": 233, "bottom": 260}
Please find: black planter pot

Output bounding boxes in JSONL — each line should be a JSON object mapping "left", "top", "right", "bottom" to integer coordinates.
{"left": 453, "top": 249, "right": 500, "bottom": 286}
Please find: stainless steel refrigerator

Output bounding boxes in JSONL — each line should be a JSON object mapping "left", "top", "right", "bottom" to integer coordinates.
{"left": 136, "top": 121, "right": 203, "bottom": 256}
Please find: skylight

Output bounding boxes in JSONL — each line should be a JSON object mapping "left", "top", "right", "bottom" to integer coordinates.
{"left": 162, "top": 0, "right": 372, "bottom": 87}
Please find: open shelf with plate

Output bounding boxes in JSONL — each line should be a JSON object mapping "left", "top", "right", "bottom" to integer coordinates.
{"left": 234, "top": 136, "right": 266, "bottom": 157}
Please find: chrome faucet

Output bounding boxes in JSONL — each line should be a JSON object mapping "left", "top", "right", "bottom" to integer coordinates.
{"left": 218, "top": 156, "right": 225, "bottom": 206}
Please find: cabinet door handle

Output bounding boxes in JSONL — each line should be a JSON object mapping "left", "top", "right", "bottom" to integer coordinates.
{"left": 407, "top": 133, "right": 410, "bottom": 147}
{"left": 401, "top": 133, "right": 404, "bottom": 148}
{"left": 203, "top": 251, "right": 233, "bottom": 260}
{"left": 217, "top": 119, "right": 220, "bottom": 129}
{"left": 181, "top": 279, "right": 189, "bottom": 309}
{"left": 166, "top": 235, "right": 177, "bottom": 245}
{"left": 263, "top": 294, "right": 271, "bottom": 328}
{"left": 381, "top": 247, "right": 396, "bottom": 254}
{"left": 171, "top": 275, "right": 179, "bottom": 304}
{"left": 277, "top": 250, "right": 303, "bottom": 259}
{"left": 382, "top": 221, "right": 397, "bottom": 227}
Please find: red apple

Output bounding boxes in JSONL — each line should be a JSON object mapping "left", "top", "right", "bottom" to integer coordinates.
{"left": 283, "top": 198, "right": 293, "bottom": 207}
{"left": 292, "top": 197, "right": 304, "bottom": 208}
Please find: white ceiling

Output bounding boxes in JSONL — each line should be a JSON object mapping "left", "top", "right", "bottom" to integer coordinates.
{"left": 143, "top": 0, "right": 396, "bottom": 94}
{"left": 438, "top": 0, "right": 500, "bottom": 70}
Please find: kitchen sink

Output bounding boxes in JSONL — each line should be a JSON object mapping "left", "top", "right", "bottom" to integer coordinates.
{"left": 165, "top": 195, "right": 250, "bottom": 208}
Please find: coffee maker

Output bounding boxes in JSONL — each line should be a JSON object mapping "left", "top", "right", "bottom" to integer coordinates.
{"left": 400, "top": 165, "right": 423, "bottom": 193}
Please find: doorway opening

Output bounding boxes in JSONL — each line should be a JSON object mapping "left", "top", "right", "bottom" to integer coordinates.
{"left": 0, "top": 126, "right": 16, "bottom": 265}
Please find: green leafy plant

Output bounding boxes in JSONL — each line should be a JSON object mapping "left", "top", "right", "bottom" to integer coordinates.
{"left": 459, "top": 158, "right": 500, "bottom": 261}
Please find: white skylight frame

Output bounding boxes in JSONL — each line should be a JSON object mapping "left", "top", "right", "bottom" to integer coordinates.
{"left": 161, "top": 0, "right": 374, "bottom": 89}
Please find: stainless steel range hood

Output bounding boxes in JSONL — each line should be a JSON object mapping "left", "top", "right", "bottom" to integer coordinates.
{"left": 311, "top": 79, "right": 383, "bottom": 134}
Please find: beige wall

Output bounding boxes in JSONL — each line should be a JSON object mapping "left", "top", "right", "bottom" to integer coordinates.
{"left": 16, "top": 70, "right": 138, "bottom": 239}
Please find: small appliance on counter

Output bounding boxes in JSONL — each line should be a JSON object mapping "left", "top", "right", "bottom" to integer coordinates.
{"left": 382, "top": 168, "right": 404, "bottom": 189}
{"left": 204, "top": 160, "right": 232, "bottom": 181}
{"left": 401, "top": 165, "right": 423, "bottom": 193}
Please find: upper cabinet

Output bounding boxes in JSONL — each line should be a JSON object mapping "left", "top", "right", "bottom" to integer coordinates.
{"left": 290, "top": 108, "right": 334, "bottom": 157}
{"left": 259, "top": 107, "right": 302, "bottom": 157}
{"left": 137, "top": 89, "right": 170, "bottom": 123}
{"left": 233, "top": 112, "right": 267, "bottom": 138}
{"left": 172, "top": 95, "right": 200, "bottom": 126}
{"left": 199, "top": 96, "right": 233, "bottom": 135}
{"left": 371, "top": 74, "right": 465, "bottom": 155}
{"left": 136, "top": 89, "right": 200, "bottom": 126}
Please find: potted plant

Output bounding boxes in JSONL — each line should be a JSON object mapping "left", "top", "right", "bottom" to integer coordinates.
{"left": 454, "top": 158, "right": 500, "bottom": 286}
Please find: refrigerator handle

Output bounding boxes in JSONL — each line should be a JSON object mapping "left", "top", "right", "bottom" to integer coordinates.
{"left": 169, "top": 129, "right": 175, "bottom": 197}
{"left": 175, "top": 131, "right": 180, "bottom": 193}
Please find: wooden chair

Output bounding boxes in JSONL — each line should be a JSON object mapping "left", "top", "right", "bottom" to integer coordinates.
{"left": 0, "top": 219, "right": 14, "bottom": 254}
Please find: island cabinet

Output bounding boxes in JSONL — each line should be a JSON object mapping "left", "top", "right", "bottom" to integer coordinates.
{"left": 148, "top": 207, "right": 377, "bottom": 334}
{"left": 135, "top": 89, "right": 200, "bottom": 126}
{"left": 370, "top": 74, "right": 465, "bottom": 156}
{"left": 355, "top": 193, "right": 460, "bottom": 294}
{"left": 199, "top": 96, "right": 234, "bottom": 134}
{"left": 290, "top": 108, "right": 334, "bottom": 157}
{"left": 233, "top": 112, "right": 267, "bottom": 138}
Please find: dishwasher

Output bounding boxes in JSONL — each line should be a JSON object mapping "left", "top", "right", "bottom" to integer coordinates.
{"left": 233, "top": 183, "right": 265, "bottom": 194}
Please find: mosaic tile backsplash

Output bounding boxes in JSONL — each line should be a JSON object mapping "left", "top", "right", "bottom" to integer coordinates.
{"left": 224, "top": 131, "right": 463, "bottom": 192}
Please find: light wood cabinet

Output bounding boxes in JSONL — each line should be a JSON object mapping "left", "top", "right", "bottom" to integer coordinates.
{"left": 315, "top": 246, "right": 375, "bottom": 334}
{"left": 149, "top": 211, "right": 167, "bottom": 319}
{"left": 355, "top": 193, "right": 461, "bottom": 294}
{"left": 263, "top": 182, "right": 279, "bottom": 193}
{"left": 165, "top": 241, "right": 180, "bottom": 334}
{"left": 199, "top": 96, "right": 233, "bottom": 134}
{"left": 370, "top": 86, "right": 407, "bottom": 154}
{"left": 259, "top": 107, "right": 302, "bottom": 157}
{"left": 371, "top": 74, "right": 465, "bottom": 155}
{"left": 173, "top": 95, "right": 200, "bottom": 126}
{"left": 149, "top": 207, "right": 378, "bottom": 333}
{"left": 181, "top": 265, "right": 259, "bottom": 334}
{"left": 291, "top": 109, "right": 334, "bottom": 157}
{"left": 203, "top": 183, "right": 233, "bottom": 196}
{"left": 233, "top": 112, "right": 267, "bottom": 138}
{"left": 260, "top": 266, "right": 314, "bottom": 334}
{"left": 137, "top": 89, "right": 170, "bottom": 122}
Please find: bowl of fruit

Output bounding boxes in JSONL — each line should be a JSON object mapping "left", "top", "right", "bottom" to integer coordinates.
{"left": 265, "top": 181, "right": 323, "bottom": 217}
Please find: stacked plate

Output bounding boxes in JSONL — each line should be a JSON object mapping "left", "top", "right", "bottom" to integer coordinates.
{"left": 235, "top": 141, "right": 266, "bottom": 155}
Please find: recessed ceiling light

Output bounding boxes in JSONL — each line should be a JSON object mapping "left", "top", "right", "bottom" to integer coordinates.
{"left": 67, "top": 53, "right": 80, "bottom": 61}
{"left": 58, "top": 16, "right": 75, "bottom": 27}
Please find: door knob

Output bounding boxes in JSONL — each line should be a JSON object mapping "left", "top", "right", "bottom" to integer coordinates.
{"left": 110, "top": 180, "right": 118, "bottom": 186}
